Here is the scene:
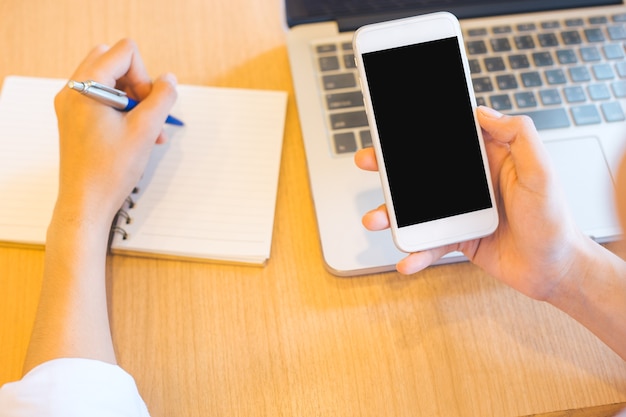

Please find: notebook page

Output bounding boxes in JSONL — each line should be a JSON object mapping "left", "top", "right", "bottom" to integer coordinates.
{"left": 0, "top": 76, "right": 63, "bottom": 246}
{"left": 111, "top": 85, "right": 287, "bottom": 264}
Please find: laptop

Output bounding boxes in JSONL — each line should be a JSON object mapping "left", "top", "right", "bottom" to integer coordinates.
{"left": 285, "top": 0, "right": 626, "bottom": 276}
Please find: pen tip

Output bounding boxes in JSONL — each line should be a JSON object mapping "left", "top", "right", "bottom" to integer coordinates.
{"left": 166, "top": 116, "right": 185, "bottom": 126}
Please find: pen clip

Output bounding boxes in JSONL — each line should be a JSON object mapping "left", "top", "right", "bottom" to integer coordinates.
{"left": 83, "top": 80, "right": 127, "bottom": 97}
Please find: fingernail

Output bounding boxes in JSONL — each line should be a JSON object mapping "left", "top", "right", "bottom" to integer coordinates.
{"left": 477, "top": 106, "right": 503, "bottom": 119}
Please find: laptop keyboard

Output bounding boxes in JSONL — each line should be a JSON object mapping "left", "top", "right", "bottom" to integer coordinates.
{"left": 313, "top": 12, "right": 626, "bottom": 156}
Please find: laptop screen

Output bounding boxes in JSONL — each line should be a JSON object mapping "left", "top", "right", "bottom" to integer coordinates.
{"left": 286, "top": 0, "right": 622, "bottom": 30}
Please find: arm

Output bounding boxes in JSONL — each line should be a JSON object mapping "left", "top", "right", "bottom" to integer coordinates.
{"left": 23, "top": 38, "right": 178, "bottom": 374}
{"left": 355, "top": 106, "right": 626, "bottom": 360}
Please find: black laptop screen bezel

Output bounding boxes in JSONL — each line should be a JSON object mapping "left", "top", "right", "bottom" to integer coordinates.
{"left": 285, "top": 0, "right": 622, "bottom": 30}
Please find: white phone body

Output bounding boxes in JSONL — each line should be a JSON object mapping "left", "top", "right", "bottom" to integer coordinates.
{"left": 353, "top": 12, "right": 498, "bottom": 253}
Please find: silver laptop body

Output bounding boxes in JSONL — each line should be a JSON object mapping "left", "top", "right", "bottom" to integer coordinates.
{"left": 286, "top": 0, "right": 626, "bottom": 276}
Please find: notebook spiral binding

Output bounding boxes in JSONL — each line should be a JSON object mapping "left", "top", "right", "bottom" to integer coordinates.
{"left": 111, "top": 196, "right": 136, "bottom": 241}
{"left": 111, "top": 225, "right": 129, "bottom": 240}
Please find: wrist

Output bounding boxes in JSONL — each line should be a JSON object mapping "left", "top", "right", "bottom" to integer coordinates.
{"left": 47, "top": 197, "right": 115, "bottom": 247}
{"left": 544, "top": 235, "right": 599, "bottom": 307}
{"left": 544, "top": 235, "right": 626, "bottom": 349}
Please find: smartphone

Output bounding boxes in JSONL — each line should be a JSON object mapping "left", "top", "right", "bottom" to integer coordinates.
{"left": 353, "top": 12, "right": 498, "bottom": 253}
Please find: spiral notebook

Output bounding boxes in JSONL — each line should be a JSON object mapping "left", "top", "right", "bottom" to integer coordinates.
{"left": 0, "top": 76, "right": 288, "bottom": 265}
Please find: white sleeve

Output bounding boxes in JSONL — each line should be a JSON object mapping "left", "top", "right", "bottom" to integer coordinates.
{"left": 0, "top": 358, "right": 151, "bottom": 417}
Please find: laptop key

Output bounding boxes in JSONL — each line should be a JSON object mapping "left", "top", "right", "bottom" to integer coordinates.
{"left": 490, "top": 94, "right": 512, "bottom": 110}
{"left": 318, "top": 56, "right": 340, "bottom": 71}
{"left": 326, "top": 91, "right": 363, "bottom": 110}
{"left": 532, "top": 51, "right": 554, "bottom": 66}
{"left": 517, "top": 23, "right": 537, "bottom": 31}
{"left": 514, "top": 91, "right": 537, "bottom": 108}
{"left": 472, "top": 77, "right": 494, "bottom": 92}
{"left": 584, "top": 27, "right": 605, "bottom": 42}
{"left": 509, "top": 54, "right": 530, "bottom": 69}
{"left": 343, "top": 54, "right": 356, "bottom": 69}
{"left": 333, "top": 132, "right": 358, "bottom": 154}
{"left": 589, "top": 16, "right": 608, "bottom": 24}
{"left": 592, "top": 63, "right": 615, "bottom": 80}
{"left": 485, "top": 57, "right": 506, "bottom": 71}
{"left": 569, "top": 66, "right": 592, "bottom": 82}
{"left": 540, "top": 89, "right": 562, "bottom": 105}
{"left": 516, "top": 108, "right": 571, "bottom": 129}
{"left": 496, "top": 74, "right": 518, "bottom": 90}
{"left": 603, "top": 44, "right": 625, "bottom": 60}
{"left": 566, "top": 18, "right": 584, "bottom": 27}
{"left": 469, "top": 59, "right": 482, "bottom": 74}
{"left": 587, "top": 83, "right": 611, "bottom": 100}
{"left": 564, "top": 86, "right": 587, "bottom": 102}
{"left": 571, "top": 104, "right": 602, "bottom": 125}
{"left": 601, "top": 102, "right": 625, "bottom": 122}
{"left": 545, "top": 69, "right": 567, "bottom": 84}
{"left": 466, "top": 40, "right": 487, "bottom": 54}
{"left": 514, "top": 35, "right": 535, "bottom": 49}
{"left": 493, "top": 25, "right": 512, "bottom": 34}
{"left": 521, "top": 72, "right": 543, "bottom": 87}
{"left": 359, "top": 130, "right": 372, "bottom": 148}
{"left": 330, "top": 111, "right": 368, "bottom": 130}
{"left": 316, "top": 44, "right": 337, "bottom": 53}
{"left": 613, "top": 13, "right": 626, "bottom": 22}
{"left": 608, "top": 25, "right": 626, "bottom": 40}
{"left": 467, "top": 28, "right": 488, "bottom": 37}
{"left": 541, "top": 21, "right": 560, "bottom": 29}
{"left": 580, "top": 46, "right": 602, "bottom": 62}
{"left": 561, "top": 30, "right": 582, "bottom": 44}
{"left": 322, "top": 73, "right": 356, "bottom": 90}
{"left": 616, "top": 62, "right": 626, "bottom": 78}
{"left": 490, "top": 38, "right": 511, "bottom": 52}
{"left": 611, "top": 80, "right": 626, "bottom": 97}
{"left": 556, "top": 49, "right": 578, "bottom": 64}
{"left": 538, "top": 33, "right": 559, "bottom": 47}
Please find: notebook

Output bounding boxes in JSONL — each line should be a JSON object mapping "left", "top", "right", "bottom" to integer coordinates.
{"left": 0, "top": 76, "right": 288, "bottom": 265}
{"left": 286, "top": 0, "right": 626, "bottom": 276}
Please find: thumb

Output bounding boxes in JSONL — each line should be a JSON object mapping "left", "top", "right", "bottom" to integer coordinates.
{"left": 477, "top": 106, "right": 554, "bottom": 188}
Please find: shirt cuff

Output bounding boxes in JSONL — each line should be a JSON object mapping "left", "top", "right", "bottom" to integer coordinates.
{"left": 0, "top": 358, "right": 150, "bottom": 417}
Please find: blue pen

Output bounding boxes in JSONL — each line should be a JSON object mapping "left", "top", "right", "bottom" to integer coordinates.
{"left": 67, "top": 79, "right": 184, "bottom": 126}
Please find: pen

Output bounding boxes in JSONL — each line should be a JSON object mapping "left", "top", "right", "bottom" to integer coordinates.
{"left": 67, "top": 79, "right": 184, "bottom": 126}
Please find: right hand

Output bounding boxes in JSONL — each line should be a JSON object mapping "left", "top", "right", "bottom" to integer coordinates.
{"left": 355, "top": 106, "right": 588, "bottom": 301}
{"left": 53, "top": 38, "right": 179, "bottom": 227}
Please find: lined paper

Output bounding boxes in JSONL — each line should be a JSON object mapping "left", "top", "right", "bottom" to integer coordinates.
{"left": 0, "top": 76, "right": 287, "bottom": 265}
{"left": 0, "top": 77, "right": 61, "bottom": 245}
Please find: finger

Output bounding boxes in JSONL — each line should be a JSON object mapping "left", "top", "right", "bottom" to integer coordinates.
{"left": 477, "top": 106, "right": 553, "bottom": 188}
{"left": 362, "top": 204, "right": 390, "bottom": 231}
{"left": 126, "top": 73, "right": 179, "bottom": 141}
{"left": 105, "top": 39, "right": 152, "bottom": 99}
{"left": 155, "top": 131, "right": 169, "bottom": 145}
{"left": 71, "top": 44, "right": 111, "bottom": 76}
{"left": 71, "top": 39, "right": 152, "bottom": 100}
{"left": 354, "top": 147, "right": 378, "bottom": 171}
{"left": 396, "top": 243, "right": 461, "bottom": 274}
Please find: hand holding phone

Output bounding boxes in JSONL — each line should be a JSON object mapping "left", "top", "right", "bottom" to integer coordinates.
{"left": 354, "top": 12, "right": 498, "bottom": 253}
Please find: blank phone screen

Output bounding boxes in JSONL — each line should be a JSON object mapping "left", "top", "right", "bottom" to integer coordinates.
{"left": 362, "top": 37, "right": 493, "bottom": 228}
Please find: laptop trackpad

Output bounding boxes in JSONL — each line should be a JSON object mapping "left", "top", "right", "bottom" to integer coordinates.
{"left": 544, "top": 137, "right": 619, "bottom": 239}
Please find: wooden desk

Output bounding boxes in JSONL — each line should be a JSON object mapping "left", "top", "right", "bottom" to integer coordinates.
{"left": 1, "top": 1, "right": 625, "bottom": 416}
